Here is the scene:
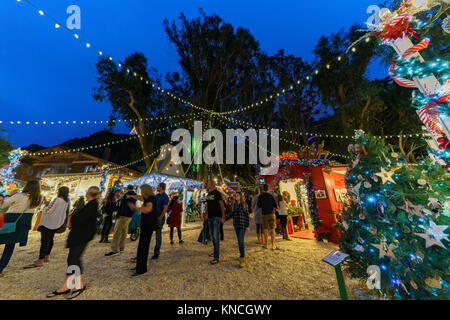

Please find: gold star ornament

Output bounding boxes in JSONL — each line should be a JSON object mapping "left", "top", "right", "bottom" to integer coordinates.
{"left": 375, "top": 167, "right": 398, "bottom": 184}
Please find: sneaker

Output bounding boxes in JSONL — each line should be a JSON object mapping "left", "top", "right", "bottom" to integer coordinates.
{"left": 210, "top": 259, "right": 219, "bottom": 265}
{"left": 104, "top": 240, "right": 111, "bottom": 243}
{"left": 179, "top": 240, "right": 184, "bottom": 244}
{"left": 151, "top": 254, "right": 159, "bottom": 260}
{"left": 105, "top": 252, "right": 120, "bottom": 257}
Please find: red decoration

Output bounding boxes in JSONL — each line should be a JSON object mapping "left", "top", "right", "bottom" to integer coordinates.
{"left": 437, "top": 137, "right": 450, "bottom": 150}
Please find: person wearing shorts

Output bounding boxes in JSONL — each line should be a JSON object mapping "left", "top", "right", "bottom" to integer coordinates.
{"left": 251, "top": 187, "right": 263, "bottom": 244}
{"left": 257, "top": 184, "right": 277, "bottom": 250}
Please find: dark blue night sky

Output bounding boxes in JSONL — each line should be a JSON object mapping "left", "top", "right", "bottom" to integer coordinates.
{"left": 1, "top": 0, "right": 385, "bottom": 148}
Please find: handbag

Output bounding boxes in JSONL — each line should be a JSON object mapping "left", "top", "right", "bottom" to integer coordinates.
{"left": 0, "top": 209, "right": 4, "bottom": 229}
{"left": 0, "top": 212, "right": 25, "bottom": 235}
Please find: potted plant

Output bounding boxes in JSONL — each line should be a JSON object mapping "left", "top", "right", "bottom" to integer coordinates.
{"left": 318, "top": 231, "right": 331, "bottom": 243}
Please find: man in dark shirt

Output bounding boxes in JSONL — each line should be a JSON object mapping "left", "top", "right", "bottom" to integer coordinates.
{"left": 152, "top": 182, "right": 170, "bottom": 260}
{"left": 105, "top": 185, "right": 137, "bottom": 256}
{"left": 257, "top": 184, "right": 277, "bottom": 250}
{"left": 203, "top": 180, "right": 225, "bottom": 264}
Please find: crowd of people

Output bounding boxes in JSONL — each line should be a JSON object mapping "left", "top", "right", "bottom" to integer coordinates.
{"left": 0, "top": 178, "right": 292, "bottom": 299}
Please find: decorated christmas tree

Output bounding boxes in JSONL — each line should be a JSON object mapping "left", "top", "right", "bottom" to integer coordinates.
{"left": 338, "top": 131, "right": 449, "bottom": 299}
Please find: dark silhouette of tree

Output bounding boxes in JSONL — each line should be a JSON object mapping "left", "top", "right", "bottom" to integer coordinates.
{"left": 93, "top": 52, "right": 166, "bottom": 169}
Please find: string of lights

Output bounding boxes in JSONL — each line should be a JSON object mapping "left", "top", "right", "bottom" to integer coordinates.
{"left": 213, "top": 113, "right": 425, "bottom": 140}
{"left": 15, "top": 0, "right": 211, "bottom": 115}
{"left": 212, "top": 38, "right": 373, "bottom": 115}
{"left": 0, "top": 112, "right": 192, "bottom": 126}
{"left": 15, "top": 0, "right": 377, "bottom": 119}
{"left": 27, "top": 114, "right": 204, "bottom": 156}
{"left": 109, "top": 121, "right": 199, "bottom": 170}
{"left": 214, "top": 116, "right": 350, "bottom": 161}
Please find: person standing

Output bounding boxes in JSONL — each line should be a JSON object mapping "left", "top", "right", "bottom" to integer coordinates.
{"left": 152, "top": 183, "right": 169, "bottom": 260}
{"left": 257, "top": 184, "right": 277, "bottom": 250}
{"left": 203, "top": 180, "right": 225, "bottom": 265}
{"left": 100, "top": 192, "right": 117, "bottom": 243}
{"left": 0, "top": 181, "right": 42, "bottom": 277}
{"left": 24, "top": 186, "right": 70, "bottom": 269}
{"left": 231, "top": 193, "right": 250, "bottom": 268}
{"left": 129, "top": 184, "right": 157, "bottom": 277}
{"left": 251, "top": 187, "right": 263, "bottom": 244}
{"left": 278, "top": 194, "right": 291, "bottom": 241}
{"left": 105, "top": 185, "right": 137, "bottom": 256}
{"left": 167, "top": 196, "right": 183, "bottom": 244}
{"left": 47, "top": 186, "right": 100, "bottom": 299}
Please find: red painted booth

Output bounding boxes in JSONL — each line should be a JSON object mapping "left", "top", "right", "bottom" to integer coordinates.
{"left": 259, "top": 160, "right": 348, "bottom": 244}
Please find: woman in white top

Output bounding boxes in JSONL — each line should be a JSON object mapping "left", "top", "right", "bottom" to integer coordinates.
{"left": 277, "top": 193, "right": 291, "bottom": 241}
{"left": 24, "top": 186, "right": 70, "bottom": 269}
{"left": 0, "top": 181, "right": 42, "bottom": 277}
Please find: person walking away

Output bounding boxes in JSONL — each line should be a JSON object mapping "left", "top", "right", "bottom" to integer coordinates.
{"left": 128, "top": 184, "right": 157, "bottom": 277}
{"left": 100, "top": 192, "right": 117, "bottom": 243}
{"left": 24, "top": 186, "right": 70, "bottom": 269}
{"left": 231, "top": 193, "right": 250, "bottom": 268}
{"left": 257, "top": 184, "right": 277, "bottom": 250}
{"left": 0, "top": 181, "right": 42, "bottom": 277}
{"left": 152, "top": 183, "right": 169, "bottom": 259}
{"left": 278, "top": 194, "right": 291, "bottom": 241}
{"left": 105, "top": 185, "right": 136, "bottom": 256}
{"left": 251, "top": 187, "right": 263, "bottom": 245}
{"left": 46, "top": 186, "right": 100, "bottom": 299}
{"left": 203, "top": 180, "right": 225, "bottom": 265}
{"left": 167, "top": 196, "right": 183, "bottom": 244}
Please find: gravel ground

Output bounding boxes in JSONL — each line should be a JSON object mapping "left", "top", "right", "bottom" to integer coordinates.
{"left": 0, "top": 222, "right": 372, "bottom": 300}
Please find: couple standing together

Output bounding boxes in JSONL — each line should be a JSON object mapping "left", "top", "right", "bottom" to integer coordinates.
{"left": 105, "top": 183, "right": 172, "bottom": 277}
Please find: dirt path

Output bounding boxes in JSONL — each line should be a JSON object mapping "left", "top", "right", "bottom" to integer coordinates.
{"left": 0, "top": 222, "right": 368, "bottom": 300}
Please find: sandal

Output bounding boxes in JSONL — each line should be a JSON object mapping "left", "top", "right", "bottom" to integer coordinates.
{"left": 23, "top": 263, "right": 44, "bottom": 269}
{"left": 47, "top": 289, "right": 70, "bottom": 298}
{"left": 67, "top": 286, "right": 86, "bottom": 300}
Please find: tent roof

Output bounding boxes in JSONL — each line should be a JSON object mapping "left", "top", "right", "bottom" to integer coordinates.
{"left": 123, "top": 173, "right": 203, "bottom": 190}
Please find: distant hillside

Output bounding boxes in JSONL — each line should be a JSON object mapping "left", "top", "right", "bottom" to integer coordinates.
{"left": 23, "top": 130, "right": 144, "bottom": 172}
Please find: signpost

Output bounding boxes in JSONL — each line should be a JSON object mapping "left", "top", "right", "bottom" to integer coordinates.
{"left": 322, "top": 250, "right": 350, "bottom": 300}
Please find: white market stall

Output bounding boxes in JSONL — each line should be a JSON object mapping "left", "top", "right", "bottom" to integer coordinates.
{"left": 123, "top": 144, "right": 204, "bottom": 227}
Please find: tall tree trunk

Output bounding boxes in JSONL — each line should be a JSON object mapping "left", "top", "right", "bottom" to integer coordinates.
{"left": 126, "top": 90, "right": 151, "bottom": 169}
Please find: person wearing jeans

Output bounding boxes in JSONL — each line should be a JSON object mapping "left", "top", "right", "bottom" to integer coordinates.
{"left": 153, "top": 183, "right": 169, "bottom": 259}
{"left": 231, "top": 193, "right": 250, "bottom": 268}
{"left": 203, "top": 180, "right": 226, "bottom": 265}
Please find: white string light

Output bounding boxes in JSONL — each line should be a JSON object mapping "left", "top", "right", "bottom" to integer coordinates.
{"left": 15, "top": 0, "right": 210, "bottom": 114}
{"left": 213, "top": 113, "right": 425, "bottom": 141}
{"left": 28, "top": 113, "right": 204, "bottom": 156}
{"left": 0, "top": 112, "right": 195, "bottom": 126}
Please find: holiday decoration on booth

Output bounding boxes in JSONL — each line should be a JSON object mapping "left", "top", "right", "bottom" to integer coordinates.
{"left": 0, "top": 149, "right": 26, "bottom": 195}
